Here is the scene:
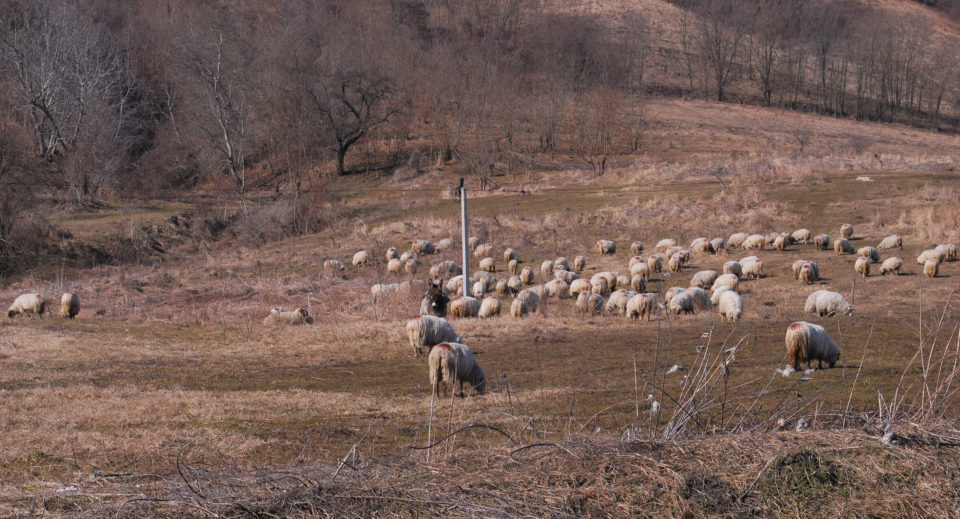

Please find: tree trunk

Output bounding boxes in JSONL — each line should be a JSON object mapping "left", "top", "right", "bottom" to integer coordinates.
{"left": 336, "top": 146, "right": 347, "bottom": 176}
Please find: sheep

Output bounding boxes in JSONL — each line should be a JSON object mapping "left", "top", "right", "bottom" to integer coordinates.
{"left": 718, "top": 290, "right": 744, "bottom": 322}
{"left": 764, "top": 232, "right": 780, "bottom": 247}
{"left": 7, "top": 293, "right": 45, "bottom": 318}
{"left": 569, "top": 278, "right": 592, "bottom": 296}
{"left": 576, "top": 291, "right": 604, "bottom": 315}
{"left": 790, "top": 229, "right": 811, "bottom": 244}
{"left": 710, "top": 285, "right": 733, "bottom": 306}
{"left": 924, "top": 260, "right": 939, "bottom": 278}
{"left": 690, "top": 238, "right": 713, "bottom": 254}
{"left": 798, "top": 262, "right": 820, "bottom": 284}
{"left": 655, "top": 238, "right": 677, "bottom": 252}
{"left": 413, "top": 239, "right": 436, "bottom": 255}
{"left": 855, "top": 257, "right": 870, "bottom": 277}
{"left": 804, "top": 290, "right": 853, "bottom": 317}
{"left": 740, "top": 256, "right": 764, "bottom": 279}
{"left": 631, "top": 241, "right": 645, "bottom": 255}
{"left": 387, "top": 258, "right": 403, "bottom": 274}
{"left": 479, "top": 297, "right": 501, "bottom": 318}
{"left": 324, "top": 259, "right": 345, "bottom": 272}
{"left": 517, "top": 288, "right": 540, "bottom": 312}
{"left": 554, "top": 257, "right": 570, "bottom": 271}
{"left": 543, "top": 279, "right": 569, "bottom": 299}
{"left": 709, "top": 238, "right": 725, "bottom": 253}
{"left": 450, "top": 297, "right": 481, "bottom": 318}
{"left": 668, "top": 291, "right": 695, "bottom": 315}
{"left": 877, "top": 235, "right": 903, "bottom": 251}
{"left": 785, "top": 322, "right": 841, "bottom": 371}
{"left": 917, "top": 249, "right": 943, "bottom": 265}
{"left": 712, "top": 273, "right": 740, "bottom": 293}
{"left": 668, "top": 253, "right": 682, "bottom": 273}
{"left": 727, "top": 232, "right": 748, "bottom": 249}
{"left": 468, "top": 236, "right": 480, "bottom": 250}
{"left": 834, "top": 238, "right": 856, "bottom": 255}
{"left": 405, "top": 315, "right": 463, "bottom": 357}
{"left": 596, "top": 239, "right": 617, "bottom": 255}
{"left": 371, "top": 283, "right": 402, "bottom": 298}
{"left": 405, "top": 259, "right": 420, "bottom": 275}
{"left": 626, "top": 293, "right": 658, "bottom": 321}
{"left": 435, "top": 238, "right": 452, "bottom": 251}
{"left": 446, "top": 275, "right": 465, "bottom": 295}
{"left": 520, "top": 267, "right": 535, "bottom": 284}
{"left": 479, "top": 257, "right": 496, "bottom": 272}
{"left": 400, "top": 251, "right": 415, "bottom": 264}
{"left": 741, "top": 234, "right": 765, "bottom": 250}
{"left": 504, "top": 248, "right": 516, "bottom": 262}
{"left": 540, "top": 260, "right": 555, "bottom": 276}
{"left": 495, "top": 280, "right": 508, "bottom": 295}
{"left": 685, "top": 287, "right": 712, "bottom": 311}
{"left": 262, "top": 307, "right": 313, "bottom": 325}
{"left": 616, "top": 273, "right": 631, "bottom": 288}
{"left": 386, "top": 247, "right": 399, "bottom": 261}
{"left": 792, "top": 260, "right": 818, "bottom": 281}
{"left": 472, "top": 281, "right": 487, "bottom": 298}
{"left": 352, "top": 250, "right": 371, "bottom": 267}
{"left": 508, "top": 259, "right": 519, "bottom": 275}
{"left": 936, "top": 244, "right": 958, "bottom": 262}
{"left": 511, "top": 296, "right": 529, "bottom": 317}
{"left": 591, "top": 276, "right": 610, "bottom": 296}
{"left": 840, "top": 223, "right": 854, "bottom": 239}
{"left": 858, "top": 246, "right": 881, "bottom": 263}
{"left": 880, "top": 257, "right": 903, "bottom": 276}
{"left": 631, "top": 274, "right": 646, "bottom": 292}
{"left": 507, "top": 275, "right": 523, "bottom": 295}
{"left": 606, "top": 289, "right": 638, "bottom": 316}
{"left": 554, "top": 269, "right": 579, "bottom": 284}
{"left": 773, "top": 234, "right": 788, "bottom": 251}
{"left": 663, "top": 286, "right": 684, "bottom": 306}
{"left": 723, "top": 261, "right": 742, "bottom": 279}
{"left": 429, "top": 342, "right": 486, "bottom": 396}
{"left": 574, "top": 255, "right": 586, "bottom": 272}
{"left": 814, "top": 234, "right": 830, "bottom": 251}
{"left": 647, "top": 254, "right": 663, "bottom": 273}
{"left": 690, "top": 270, "right": 719, "bottom": 289}
{"left": 60, "top": 292, "right": 80, "bottom": 319}
{"left": 438, "top": 261, "right": 462, "bottom": 277}
{"left": 473, "top": 271, "right": 495, "bottom": 288}
{"left": 630, "top": 261, "right": 651, "bottom": 280}
{"left": 474, "top": 243, "right": 493, "bottom": 258}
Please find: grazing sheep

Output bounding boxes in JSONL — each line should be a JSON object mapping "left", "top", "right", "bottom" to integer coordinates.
{"left": 404, "top": 258, "right": 419, "bottom": 275}
{"left": 473, "top": 271, "right": 495, "bottom": 288}
{"left": 840, "top": 223, "right": 853, "bottom": 239}
{"left": 511, "top": 296, "right": 530, "bottom": 317}
{"left": 691, "top": 270, "right": 719, "bottom": 289}
{"left": 878, "top": 235, "right": 903, "bottom": 251}
{"left": 438, "top": 261, "right": 462, "bottom": 277}
{"left": 479, "top": 257, "right": 496, "bottom": 272}
{"left": 723, "top": 261, "right": 742, "bottom": 279}
{"left": 473, "top": 243, "right": 492, "bottom": 259}
{"left": 792, "top": 259, "right": 809, "bottom": 280}
{"left": 569, "top": 278, "right": 592, "bottom": 296}
{"left": 324, "top": 259, "right": 345, "bottom": 272}
{"left": 924, "top": 260, "right": 939, "bottom": 278}
{"left": 504, "top": 248, "right": 516, "bottom": 262}
{"left": 543, "top": 279, "right": 569, "bottom": 298}
{"left": 668, "top": 291, "right": 695, "bottom": 315}
{"left": 631, "top": 241, "right": 645, "bottom": 255}
{"left": 597, "top": 271, "right": 618, "bottom": 290}
{"left": 740, "top": 256, "right": 764, "bottom": 279}
{"left": 446, "top": 275, "right": 465, "bottom": 295}
{"left": 647, "top": 254, "right": 663, "bottom": 273}
{"left": 773, "top": 234, "right": 788, "bottom": 251}
{"left": 429, "top": 342, "right": 487, "bottom": 396}
{"left": 8, "top": 293, "right": 45, "bottom": 318}
{"left": 596, "top": 239, "right": 617, "bottom": 255}
{"left": 785, "top": 322, "right": 841, "bottom": 371}
{"left": 262, "top": 307, "right": 313, "bottom": 325}
{"left": 710, "top": 285, "right": 732, "bottom": 306}
{"left": 629, "top": 255, "right": 644, "bottom": 268}
{"left": 712, "top": 273, "right": 740, "bottom": 293}
{"left": 435, "top": 238, "right": 452, "bottom": 251}
{"left": 631, "top": 274, "right": 646, "bottom": 292}
{"left": 742, "top": 234, "right": 765, "bottom": 250}
{"left": 668, "top": 253, "right": 682, "bottom": 273}
{"left": 880, "top": 257, "right": 903, "bottom": 276}
{"left": 791, "top": 229, "right": 812, "bottom": 244}
{"left": 855, "top": 257, "right": 870, "bottom": 277}
{"left": 804, "top": 290, "right": 853, "bottom": 317}
{"left": 371, "top": 283, "right": 401, "bottom": 298}
{"left": 405, "top": 315, "right": 463, "bottom": 357}
{"left": 917, "top": 249, "right": 943, "bottom": 265}
{"left": 663, "top": 286, "right": 684, "bottom": 306}
{"left": 468, "top": 236, "right": 480, "bottom": 250}
{"left": 858, "top": 246, "right": 881, "bottom": 263}
{"left": 352, "top": 250, "right": 371, "bottom": 267}
{"left": 616, "top": 273, "right": 631, "bottom": 289}
{"left": 605, "top": 289, "right": 638, "bottom": 316}
{"left": 472, "top": 281, "right": 487, "bottom": 299}
{"left": 576, "top": 291, "right": 604, "bottom": 315}
{"left": 479, "top": 297, "right": 501, "bottom": 318}
{"left": 718, "top": 291, "right": 744, "bottom": 322}
{"left": 685, "top": 287, "right": 712, "bottom": 311}
{"left": 507, "top": 275, "right": 523, "bottom": 295}
{"left": 520, "top": 267, "right": 535, "bottom": 285}
{"left": 655, "top": 238, "right": 677, "bottom": 252}
{"left": 554, "top": 257, "right": 570, "bottom": 271}
{"left": 508, "top": 259, "right": 519, "bottom": 275}
{"left": 413, "top": 239, "right": 436, "bottom": 255}
{"left": 450, "top": 297, "right": 481, "bottom": 318}
{"left": 517, "top": 288, "right": 540, "bottom": 312}
{"left": 764, "top": 232, "right": 780, "bottom": 247}
{"left": 626, "top": 293, "right": 658, "bottom": 321}
{"left": 591, "top": 276, "right": 610, "bottom": 296}
{"left": 690, "top": 238, "right": 713, "bottom": 254}
{"left": 709, "top": 238, "right": 725, "bottom": 253}
{"left": 554, "top": 269, "right": 579, "bottom": 284}
{"left": 495, "top": 280, "right": 508, "bottom": 295}
{"left": 388, "top": 258, "right": 404, "bottom": 274}
{"left": 60, "top": 292, "right": 80, "bottom": 319}
{"left": 936, "top": 244, "right": 958, "bottom": 262}
{"left": 728, "top": 232, "right": 748, "bottom": 249}
{"left": 630, "top": 261, "right": 651, "bottom": 280}
{"left": 540, "top": 260, "right": 555, "bottom": 276}
{"left": 386, "top": 247, "right": 399, "bottom": 261}
{"left": 400, "top": 251, "right": 415, "bottom": 264}
{"left": 814, "top": 234, "right": 830, "bottom": 251}
{"left": 798, "top": 262, "right": 820, "bottom": 284}
{"left": 834, "top": 238, "right": 856, "bottom": 255}
{"left": 574, "top": 255, "right": 586, "bottom": 272}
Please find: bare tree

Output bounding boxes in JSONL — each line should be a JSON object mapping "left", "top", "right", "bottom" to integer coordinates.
{"left": 689, "top": 0, "right": 747, "bottom": 102}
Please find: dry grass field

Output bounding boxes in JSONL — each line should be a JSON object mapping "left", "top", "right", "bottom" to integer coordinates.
{"left": 3, "top": 98, "right": 960, "bottom": 517}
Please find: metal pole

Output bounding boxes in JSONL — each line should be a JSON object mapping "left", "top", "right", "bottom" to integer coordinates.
{"left": 460, "top": 178, "right": 470, "bottom": 296}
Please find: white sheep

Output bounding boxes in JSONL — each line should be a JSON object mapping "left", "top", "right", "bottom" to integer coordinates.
{"left": 712, "top": 273, "right": 740, "bottom": 293}
{"left": 631, "top": 241, "right": 645, "bottom": 255}
{"left": 508, "top": 259, "right": 519, "bottom": 275}
{"left": 685, "top": 287, "right": 712, "bottom": 311}
{"left": 413, "top": 239, "right": 436, "bottom": 255}
{"left": 569, "top": 278, "right": 592, "bottom": 296}
{"left": 785, "top": 322, "right": 841, "bottom": 371}
{"left": 386, "top": 247, "right": 399, "bottom": 261}
{"left": 858, "top": 246, "right": 881, "bottom": 263}
{"left": 472, "top": 280, "right": 487, "bottom": 299}
{"left": 262, "top": 307, "right": 313, "bottom": 325}
{"left": 468, "top": 236, "right": 480, "bottom": 250}
{"left": 616, "top": 273, "right": 631, "bottom": 289}
{"left": 879, "top": 257, "right": 903, "bottom": 276}
{"left": 804, "top": 290, "right": 853, "bottom": 317}
{"left": 655, "top": 238, "right": 677, "bottom": 252}
{"left": 517, "top": 288, "right": 540, "bottom": 312}
{"left": 591, "top": 276, "right": 610, "bottom": 296}
{"left": 520, "top": 266, "right": 535, "bottom": 285}
{"left": 631, "top": 274, "right": 646, "bottom": 293}
{"left": 773, "top": 234, "right": 787, "bottom": 251}
{"left": 722, "top": 261, "right": 742, "bottom": 279}
{"left": 917, "top": 249, "right": 943, "bottom": 265}
{"left": 504, "top": 248, "right": 516, "bottom": 262}
{"left": 717, "top": 290, "right": 744, "bottom": 322}
{"left": 630, "top": 261, "right": 651, "bottom": 280}
{"left": 792, "top": 259, "right": 810, "bottom": 280}
{"left": 840, "top": 223, "right": 853, "bottom": 239}
{"left": 408, "top": 258, "right": 423, "bottom": 276}
{"left": 495, "top": 280, "right": 508, "bottom": 295}
{"left": 400, "top": 251, "right": 415, "bottom": 264}
{"left": 878, "top": 235, "right": 903, "bottom": 251}
{"left": 576, "top": 291, "right": 604, "bottom": 315}
{"left": 474, "top": 243, "right": 493, "bottom": 258}
{"left": 543, "top": 279, "right": 569, "bottom": 298}
{"left": 709, "top": 238, "right": 725, "bottom": 253}
{"left": 446, "top": 275, "right": 465, "bottom": 295}
{"left": 574, "top": 255, "right": 586, "bottom": 272}
{"left": 429, "top": 342, "right": 486, "bottom": 396}
{"left": 814, "top": 234, "right": 830, "bottom": 251}
{"left": 450, "top": 296, "right": 481, "bottom": 318}
{"left": 405, "top": 315, "right": 463, "bottom": 357}
{"left": 596, "top": 239, "right": 617, "bottom": 255}
{"left": 554, "top": 257, "right": 570, "bottom": 271}
{"left": 604, "top": 289, "right": 636, "bottom": 316}
{"left": 479, "top": 257, "right": 496, "bottom": 272}
{"left": 798, "top": 262, "right": 819, "bottom": 284}
{"left": 7, "top": 293, "right": 45, "bottom": 318}
{"left": 387, "top": 258, "right": 404, "bottom": 274}
{"left": 507, "top": 275, "right": 523, "bottom": 295}
{"left": 435, "top": 238, "right": 452, "bottom": 251}
{"left": 663, "top": 286, "right": 684, "bottom": 306}
{"left": 936, "top": 244, "right": 958, "bottom": 262}
{"left": 834, "top": 238, "right": 856, "bottom": 255}
{"left": 727, "top": 232, "right": 748, "bottom": 249}
{"left": 479, "top": 296, "right": 501, "bottom": 318}
{"left": 855, "top": 256, "right": 870, "bottom": 277}
{"left": 511, "top": 297, "right": 529, "bottom": 318}
{"left": 690, "top": 238, "right": 713, "bottom": 254}
{"left": 667, "top": 253, "right": 682, "bottom": 273}
{"left": 540, "top": 260, "right": 555, "bottom": 276}
{"left": 352, "top": 250, "right": 371, "bottom": 267}
{"left": 554, "top": 270, "right": 579, "bottom": 284}
{"left": 60, "top": 292, "right": 80, "bottom": 319}
{"left": 668, "top": 291, "right": 694, "bottom": 315}
{"left": 438, "top": 261, "right": 462, "bottom": 277}
{"left": 924, "top": 260, "right": 939, "bottom": 278}
{"left": 324, "top": 259, "right": 345, "bottom": 272}
{"left": 710, "top": 285, "right": 732, "bottom": 306}
{"left": 740, "top": 256, "right": 764, "bottom": 279}
{"left": 741, "top": 234, "right": 765, "bottom": 250}
{"left": 647, "top": 254, "right": 663, "bottom": 273}
{"left": 626, "top": 293, "right": 658, "bottom": 321}
{"left": 791, "top": 229, "right": 812, "bottom": 244}
{"left": 690, "top": 270, "right": 719, "bottom": 289}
